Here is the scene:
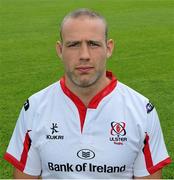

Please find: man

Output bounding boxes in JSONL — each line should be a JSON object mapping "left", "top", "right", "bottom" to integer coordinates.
{"left": 4, "top": 8, "right": 171, "bottom": 179}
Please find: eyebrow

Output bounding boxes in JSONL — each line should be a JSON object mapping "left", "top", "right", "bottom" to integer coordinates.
{"left": 88, "top": 40, "right": 102, "bottom": 45}
{"left": 65, "top": 41, "right": 80, "bottom": 46}
{"left": 64, "top": 40, "right": 102, "bottom": 46}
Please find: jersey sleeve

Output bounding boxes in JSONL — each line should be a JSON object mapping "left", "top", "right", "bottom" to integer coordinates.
{"left": 4, "top": 99, "right": 41, "bottom": 176}
{"left": 133, "top": 104, "right": 172, "bottom": 177}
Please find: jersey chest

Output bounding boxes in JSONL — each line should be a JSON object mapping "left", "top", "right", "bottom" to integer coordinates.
{"left": 31, "top": 95, "right": 144, "bottom": 178}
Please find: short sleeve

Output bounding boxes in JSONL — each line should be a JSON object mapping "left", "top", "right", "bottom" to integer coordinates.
{"left": 4, "top": 99, "right": 41, "bottom": 176}
{"left": 133, "top": 105, "right": 172, "bottom": 177}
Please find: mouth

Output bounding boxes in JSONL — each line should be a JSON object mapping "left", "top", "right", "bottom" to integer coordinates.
{"left": 76, "top": 66, "right": 94, "bottom": 73}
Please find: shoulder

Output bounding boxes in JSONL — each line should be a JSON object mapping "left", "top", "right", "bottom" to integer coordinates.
{"left": 116, "top": 81, "right": 154, "bottom": 114}
{"left": 27, "top": 81, "right": 60, "bottom": 106}
{"left": 114, "top": 81, "right": 157, "bottom": 140}
{"left": 30, "top": 81, "right": 60, "bottom": 101}
{"left": 116, "top": 81, "right": 148, "bottom": 102}
{"left": 19, "top": 81, "right": 61, "bottom": 132}
{"left": 22, "top": 81, "right": 61, "bottom": 117}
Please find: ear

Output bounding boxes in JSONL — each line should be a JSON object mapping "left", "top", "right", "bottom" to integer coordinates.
{"left": 56, "top": 41, "right": 63, "bottom": 59}
{"left": 106, "top": 39, "right": 114, "bottom": 58}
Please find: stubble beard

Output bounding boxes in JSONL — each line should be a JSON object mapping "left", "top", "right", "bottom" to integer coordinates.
{"left": 66, "top": 71, "right": 103, "bottom": 88}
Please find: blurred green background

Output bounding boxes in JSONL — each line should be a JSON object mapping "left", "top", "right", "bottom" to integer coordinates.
{"left": 0, "top": 0, "right": 173, "bottom": 178}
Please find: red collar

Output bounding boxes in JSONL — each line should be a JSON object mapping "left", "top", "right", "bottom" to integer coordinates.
{"left": 60, "top": 71, "right": 117, "bottom": 132}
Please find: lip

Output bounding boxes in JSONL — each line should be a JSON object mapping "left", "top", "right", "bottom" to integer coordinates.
{"left": 76, "top": 66, "right": 94, "bottom": 73}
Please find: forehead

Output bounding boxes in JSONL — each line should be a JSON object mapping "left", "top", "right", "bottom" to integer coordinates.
{"left": 61, "top": 17, "right": 106, "bottom": 41}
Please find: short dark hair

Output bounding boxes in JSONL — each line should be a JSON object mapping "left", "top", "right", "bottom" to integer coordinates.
{"left": 60, "top": 8, "right": 108, "bottom": 42}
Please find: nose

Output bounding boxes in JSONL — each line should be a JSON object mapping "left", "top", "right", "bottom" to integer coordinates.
{"left": 79, "top": 42, "right": 90, "bottom": 61}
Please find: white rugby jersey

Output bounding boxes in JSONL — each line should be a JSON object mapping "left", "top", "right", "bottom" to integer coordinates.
{"left": 4, "top": 71, "right": 171, "bottom": 178}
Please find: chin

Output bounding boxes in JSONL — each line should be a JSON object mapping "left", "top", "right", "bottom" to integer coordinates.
{"left": 76, "top": 78, "right": 98, "bottom": 88}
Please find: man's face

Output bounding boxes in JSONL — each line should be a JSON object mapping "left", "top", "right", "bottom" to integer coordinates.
{"left": 57, "top": 17, "right": 114, "bottom": 88}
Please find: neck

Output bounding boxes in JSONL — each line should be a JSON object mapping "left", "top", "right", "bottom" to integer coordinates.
{"left": 65, "top": 74, "right": 111, "bottom": 107}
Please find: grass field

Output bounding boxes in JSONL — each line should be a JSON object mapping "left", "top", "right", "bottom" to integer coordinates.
{"left": 0, "top": 0, "right": 174, "bottom": 178}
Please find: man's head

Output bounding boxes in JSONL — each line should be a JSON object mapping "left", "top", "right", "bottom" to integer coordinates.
{"left": 56, "top": 9, "right": 114, "bottom": 89}
{"left": 60, "top": 8, "right": 108, "bottom": 42}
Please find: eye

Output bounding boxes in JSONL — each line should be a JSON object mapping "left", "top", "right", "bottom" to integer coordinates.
{"left": 88, "top": 41, "right": 100, "bottom": 48}
{"left": 67, "top": 42, "right": 80, "bottom": 48}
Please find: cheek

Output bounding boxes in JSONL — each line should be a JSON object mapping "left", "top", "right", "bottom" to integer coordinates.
{"left": 62, "top": 50, "right": 72, "bottom": 61}
{"left": 62, "top": 60, "right": 73, "bottom": 72}
{"left": 94, "top": 53, "right": 107, "bottom": 67}
{"left": 62, "top": 51, "right": 76, "bottom": 68}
